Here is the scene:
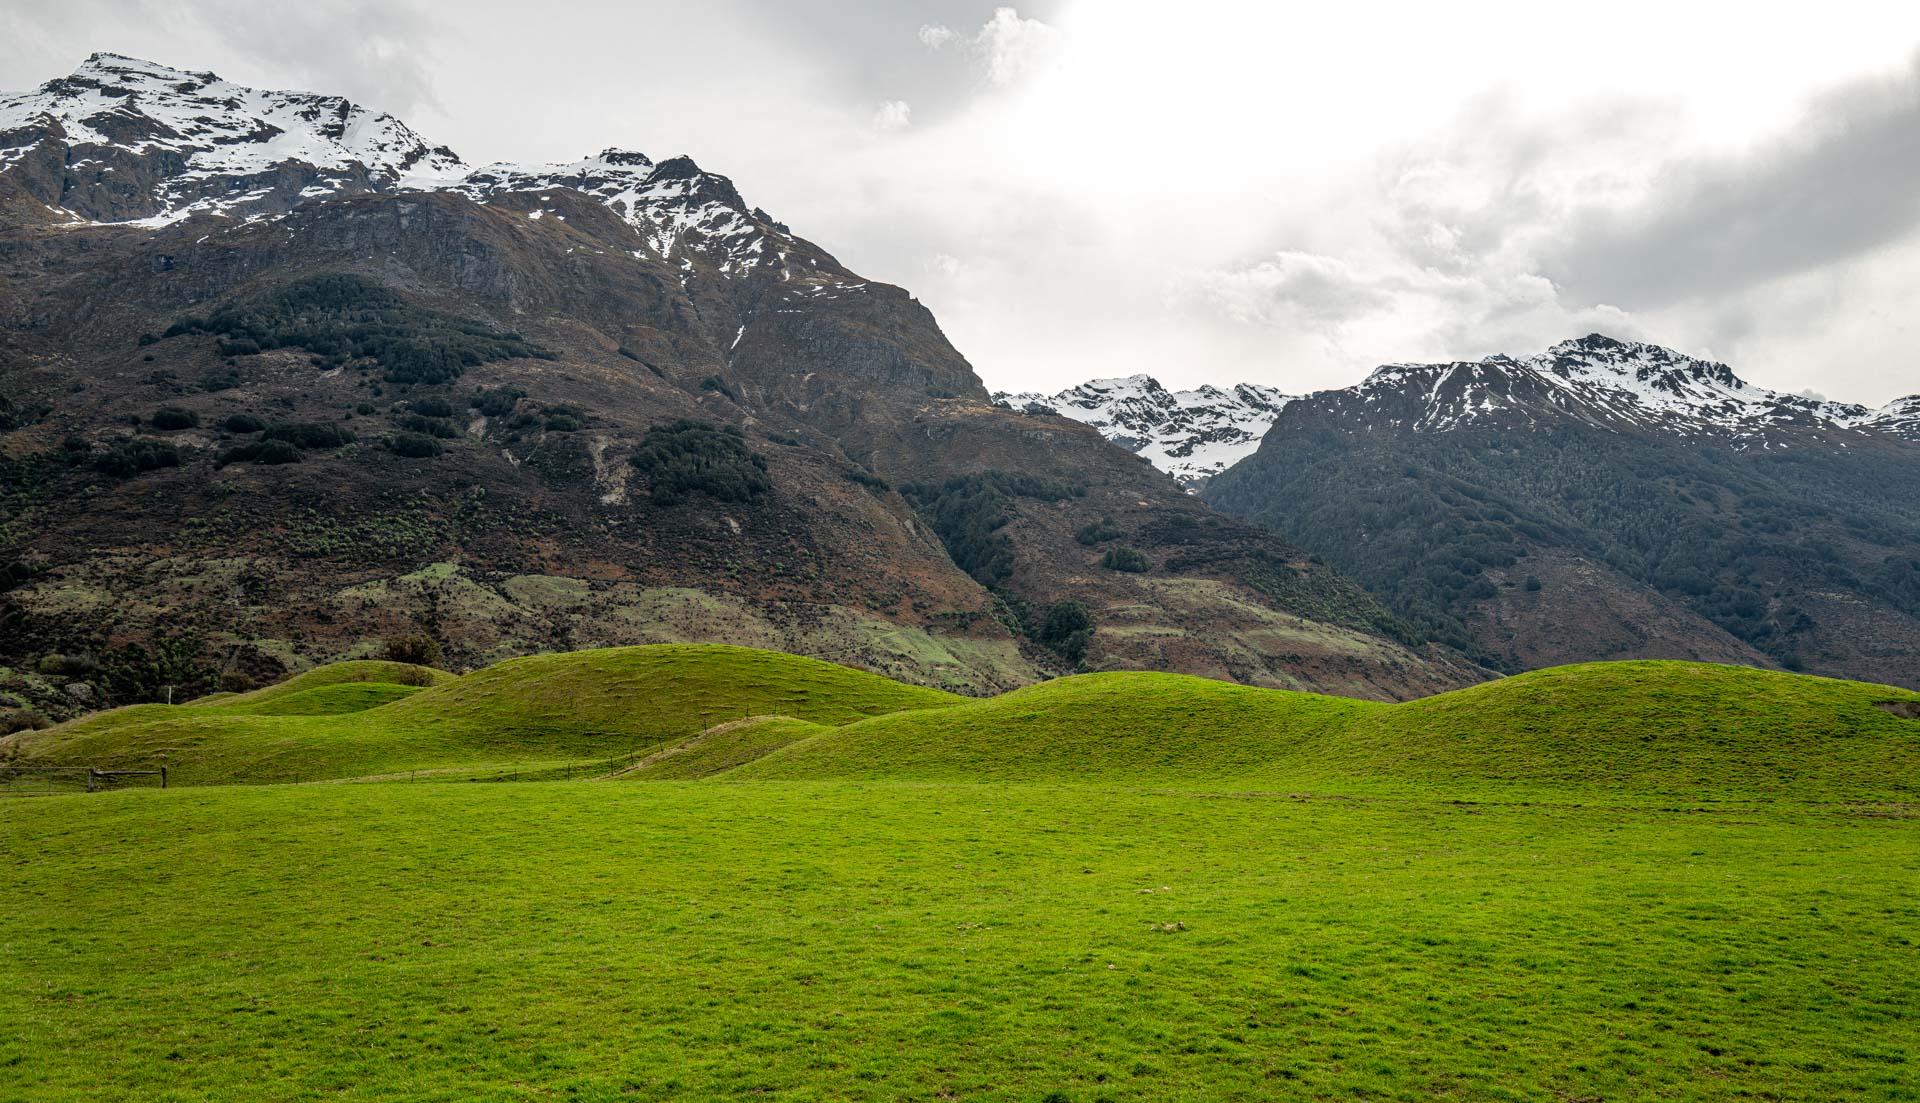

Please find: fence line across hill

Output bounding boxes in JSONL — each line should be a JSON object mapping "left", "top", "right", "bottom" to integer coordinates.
{"left": 0, "top": 764, "right": 167, "bottom": 796}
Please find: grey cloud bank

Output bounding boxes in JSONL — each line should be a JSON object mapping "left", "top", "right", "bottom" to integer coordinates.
{"left": 3, "top": 0, "right": 1915, "bottom": 405}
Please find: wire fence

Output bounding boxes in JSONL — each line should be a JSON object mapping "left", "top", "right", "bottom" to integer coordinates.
{"left": 0, "top": 765, "right": 168, "bottom": 796}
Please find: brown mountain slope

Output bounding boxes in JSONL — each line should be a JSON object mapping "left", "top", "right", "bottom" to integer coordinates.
{"left": 0, "top": 182, "right": 1482, "bottom": 713}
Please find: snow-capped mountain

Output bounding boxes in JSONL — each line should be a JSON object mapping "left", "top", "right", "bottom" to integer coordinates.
{"left": 994, "top": 376, "right": 1295, "bottom": 484}
{"left": 1855, "top": 395, "right": 1920, "bottom": 440}
{"left": 0, "top": 53, "right": 830, "bottom": 281}
{"left": 0, "top": 53, "right": 461, "bottom": 223}
{"left": 1292, "top": 334, "right": 1916, "bottom": 446}
{"left": 1205, "top": 333, "right": 1920, "bottom": 688}
{"left": 1015, "top": 335, "right": 1916, "bottom": 487}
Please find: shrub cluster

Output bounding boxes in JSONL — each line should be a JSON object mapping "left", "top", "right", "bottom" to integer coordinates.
{"left": 381, "top": 634, "right": 442, "bottom": 666}
{"left": 901, "top": 472, "right": 1083, "bottom": 588}
{"left": 263, "top": 422, "right": 356, "bottom": 450}
{"left": 389, "top": 432, "right": 444, "bottom": 459}
{"left": 218, "top": 439, "right": 303, "bottom": 466}
{"left": 1037, "top": 600, "right": 1096, "bottom": 663}
{"left": 163, "top": 273, "right": 552, "bottom": 386}
{"left": 1100, "top": 546, "right": 1151, "bottom": 573}
{"left": 629, "top": 419, "right": 771, "bottom": 506}
{"left": 150, "top": 406, "right": 199, "bottom": 430}
{"left": 92, "top": 439, "right": 180, "bottom": 478}
{"left": 1075, "top": 515, "right": 1124, "bottom": 545}
{"left": 219, "top": 421, "right": 355, "bottom": 466}
{"left": 395, "top": 414, "right": 460, "bottom": 439}
{"left": 470, "top": 386, "right": 526, "bottom": 418}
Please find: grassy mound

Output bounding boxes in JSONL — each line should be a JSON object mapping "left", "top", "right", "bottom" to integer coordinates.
{"left": 189, "top": 660, "right": 453, "bottom": 710}
{"left": 733, "top": 672, "right": 1377, "bottom": 783}
{"left": 739, "top": 661, "right": 1920, "bottom": 800}
{"left": 5, "top": 646, "right": 961, "bottom": 785}
{"left": 615, "top": 716, "right": 831, "bottom": 780}
{"left": 1286, "top": 660, "right": 1920, "bottom": 799}
{"left": 231, "top": 682, "right": 426, "bottom": 716}
{"left": 11, "top": 648, "right": 1915, "bottom": 800}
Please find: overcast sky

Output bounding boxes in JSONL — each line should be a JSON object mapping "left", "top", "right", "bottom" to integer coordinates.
{"left": 5, "top": 1, "right": 1920, "bottom": 404}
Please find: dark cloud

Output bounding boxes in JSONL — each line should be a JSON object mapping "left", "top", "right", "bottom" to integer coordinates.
{"left": 1545, "top": 57, "right": 1920, "bottom": 308}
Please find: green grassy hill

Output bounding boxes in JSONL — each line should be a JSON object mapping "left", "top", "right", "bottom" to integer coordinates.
{"left": 6, "top": 650, "right": 1918, "bottom": 1100}
{"left": 1282, "top": 660, "right": 1920, "bottom": 800}
{"left": 732, "top": 660, "right": 1920, "bottom": 800}
{"left": 8, "top": 646, "right": 1917, "bottom": 800}
{"left": 614, "top": 715, "right": 831, "bottom": 780}
{"left": 2, "top": 645, "right": 962, "bottom": 785}
{"left": 190, "top": 660, "right": 455, "bottom": 708}
{"left": 729, "top": 672, "right": 1380, "bottom": 783}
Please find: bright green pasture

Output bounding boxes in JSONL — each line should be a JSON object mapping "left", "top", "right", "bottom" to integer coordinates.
{"left": 3, "top": 782, "right": 1915, "bottom": 1102}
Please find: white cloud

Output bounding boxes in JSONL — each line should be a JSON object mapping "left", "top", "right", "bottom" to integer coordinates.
{"left": 972, "top": 7, "right": 1058, "bottom": 87}
{"left": 872, "top": 99, "right": 911, "bottom": 132}
{"left": 9, "top": 0, "right": 1920, "bottom": 406}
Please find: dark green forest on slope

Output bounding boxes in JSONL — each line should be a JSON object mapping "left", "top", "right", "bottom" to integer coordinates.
{"left": 1205, "top": 422, "right": 1920, "bottom": 672}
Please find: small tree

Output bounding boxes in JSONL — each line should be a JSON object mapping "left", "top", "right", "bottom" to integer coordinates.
{"left": 1037, "top": 600, "right": 1096, "bottom": 664}
{"left": 1100, "top": 546, "right": 1151, "bottom": 573}
{"left": 382, "top": 634, "right": 442, "bottom": 667}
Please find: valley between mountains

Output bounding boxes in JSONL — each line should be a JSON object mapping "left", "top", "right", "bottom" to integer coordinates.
{"left": 0, "top": 53, "right": 1476, "bottom": 720}
{"left": 3, "top": 43, "right": 1919, "bottom": 1103}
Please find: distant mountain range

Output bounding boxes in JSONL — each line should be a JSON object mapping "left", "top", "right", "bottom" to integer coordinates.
{"left": 1289, "top": 335, "right": 1917, "bottom": 442}
{"left": 1200, "top": 336, "right": 1920, "bottom": 684}
{"left": 0, "top": 53, "right": 1482, "bottom": 718}
{"left": 1006, "top": 336, "right": 1920, "bottom": 686}
{"left": 993, "top": 376, "right": 1294, "bottom": 485}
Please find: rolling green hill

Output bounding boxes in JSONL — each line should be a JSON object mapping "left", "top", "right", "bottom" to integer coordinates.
{"left": 731, "top": 660, "right": 1920, "bottom": 801}
{"left": 5, "top": 647, "right": 1917, "bottom": 1100}
{"left": 8, "top": 645, "right": 1916, "bottom": 800}
{"left": 727, "top": 672, "right": 1380, "bottom": 783}
{"left": 2, "top": 645, "right": 962, "bottom": 785}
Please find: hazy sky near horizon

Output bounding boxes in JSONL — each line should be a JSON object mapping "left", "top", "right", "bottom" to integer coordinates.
{"left": 5, "top": 0, "right": 1920, "bottom": 403}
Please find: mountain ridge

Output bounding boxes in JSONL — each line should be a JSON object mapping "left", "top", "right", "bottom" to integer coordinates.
{"left": 1199, "top": 335, "right": 1920, "bottom": 685}
{"left": 0, "top": 53, "right": 1484, "bottom": 719}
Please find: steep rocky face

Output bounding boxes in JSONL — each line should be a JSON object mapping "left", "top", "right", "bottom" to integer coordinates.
{"left": 0, "top": 54, "right": 1484, "bottom": 714}
{"left": 1202, "top": 336, "right": 1920, "bottom": 686}
{"left": 994, "top": 375, "right": 1294, "bottom": 485}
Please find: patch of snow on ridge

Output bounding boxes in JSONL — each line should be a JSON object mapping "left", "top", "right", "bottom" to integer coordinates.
{"left": 995, "top": 374, "right": 1295, "bottom": 485}
{"left": 1849, "top": 394, "right": 1920, "bottom": 440}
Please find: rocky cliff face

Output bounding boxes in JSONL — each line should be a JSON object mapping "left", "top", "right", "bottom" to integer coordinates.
{"left": 0, "top": 54, "right": 1485, "bottom": 715}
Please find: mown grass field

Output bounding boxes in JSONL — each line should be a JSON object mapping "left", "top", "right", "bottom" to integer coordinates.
{"left": 5, "top": 783, "right": 1916, "bottom": 1102}
{"left": 4, "top": 646, "right": 1918, "bottom": 1100}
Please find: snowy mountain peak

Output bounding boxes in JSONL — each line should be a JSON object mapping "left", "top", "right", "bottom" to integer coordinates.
{"left": 1852, "top": 395, "right": 1920, "bottom": 440}
{"left": 0, "top": 54, "right": 830, "bottom": 281}
{"left": 1341, "top": 334, "right": 1889, "bottom": 441}
{"left": 0, "top": 52, "right": 463, "bottom": 223}
{"left": 995, "top": 375, "right": 1296, "bottom": 485}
